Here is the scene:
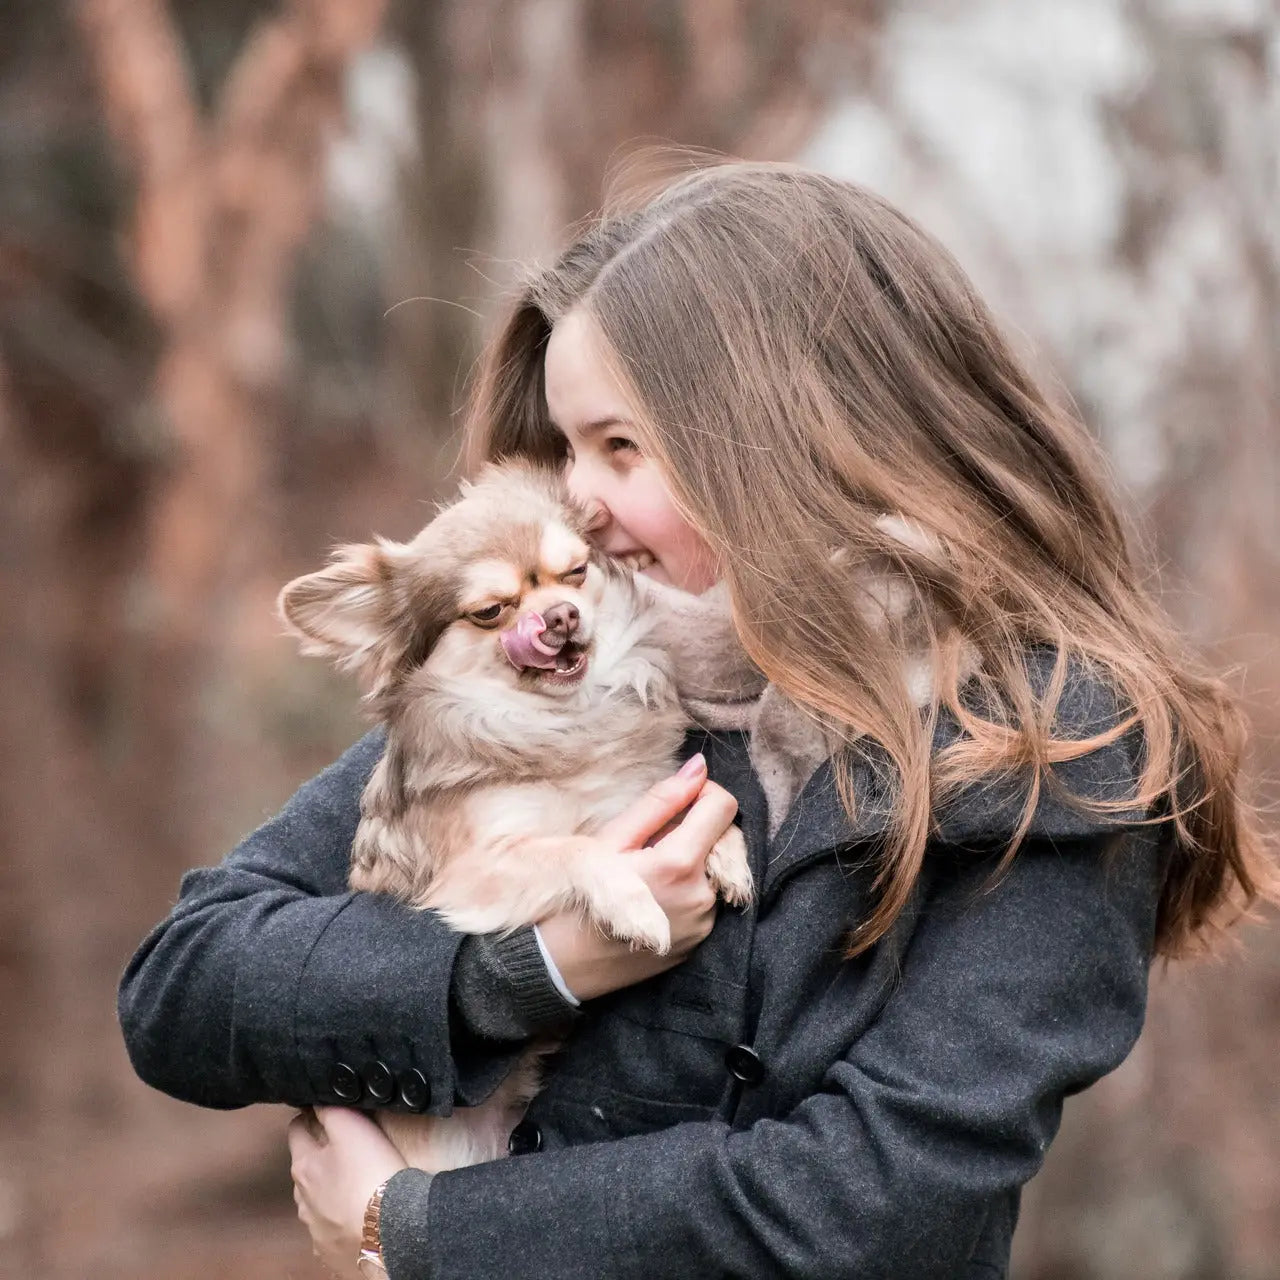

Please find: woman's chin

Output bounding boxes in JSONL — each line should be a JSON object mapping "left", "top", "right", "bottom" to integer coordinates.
{"left": 640, "top": 562, "right": 722, "bottom": 597}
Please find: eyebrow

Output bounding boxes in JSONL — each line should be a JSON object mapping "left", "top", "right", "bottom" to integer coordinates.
{"left": 553, "top": 416, "right": 632, "bottom": 440}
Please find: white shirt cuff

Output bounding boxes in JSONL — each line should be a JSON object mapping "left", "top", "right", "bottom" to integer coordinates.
{"left": 531, "top": 923, "right": 580, "bottom": 1007}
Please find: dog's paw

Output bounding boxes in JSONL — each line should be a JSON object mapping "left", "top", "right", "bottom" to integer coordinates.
{"left": 706, "top": 824, "right": 754, "bottom": 908}
{"left": 593, "top": 877, "right": 672, "bottom": 955}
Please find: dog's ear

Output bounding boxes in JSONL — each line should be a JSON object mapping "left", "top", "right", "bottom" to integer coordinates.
{"left": 278, "top": 540, "right": 426, "bottom": 691}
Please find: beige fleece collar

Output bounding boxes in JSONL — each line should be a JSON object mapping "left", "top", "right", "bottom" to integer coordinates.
{"left": 632, "top": 578, "right": 837, "bottom": 838}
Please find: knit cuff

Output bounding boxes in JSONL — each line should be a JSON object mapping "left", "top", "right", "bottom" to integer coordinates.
{"left": 491, "top": 925, "right": 583, "bottom": 1031}
{"left": 380, "top": 1167, "right": 435, "bottom": 1280}
{"left": 450, "top": 926, "right": 581, "bottom": 1042}
{"left": 531, "top": 923, "right": 581, "bottom": 1007}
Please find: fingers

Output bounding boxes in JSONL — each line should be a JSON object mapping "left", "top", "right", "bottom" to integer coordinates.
{"left": 313, "top": 1105, "right": 405, "bottom": 1161}
{"left": 288, "top": 1108, "right": 324, "bottom": 1158}
{"left": 288, "top": 1110, "right": 320, "bottom": 1203}
{"left": 657, "top": 781, "right": 739, "bottom": 869}
{"left": 313, "top": 1104, "right": 366, "bottom": 1131}
{"left": 287, "top": 1105, "right": 379, "bottom": 1161}
{"left": 603, "top": 753, "right": 708, "bottom": 849}
{"left": 294, "top": 1106, "right": 326, "bottom": 1143}
{"left": 311, "top": 1105, "right": 375, "bottom": 1144}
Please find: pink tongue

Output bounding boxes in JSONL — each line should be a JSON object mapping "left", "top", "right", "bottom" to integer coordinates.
{"left": 500, "top": 611, "right": 564, "bottom": 670}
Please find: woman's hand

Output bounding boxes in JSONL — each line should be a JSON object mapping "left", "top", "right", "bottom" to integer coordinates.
{"left": 288, "top": 1106, "right": 407, "bottom": 1274}
{"left": 536, "top": 753, "right": 739, "bottom": 1000}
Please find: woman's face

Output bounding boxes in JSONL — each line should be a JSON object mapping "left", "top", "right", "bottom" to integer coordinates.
{"left": 544, "top": 308, "right": 719, "bottom": 595}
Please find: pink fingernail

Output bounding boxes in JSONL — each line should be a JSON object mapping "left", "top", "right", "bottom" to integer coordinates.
{"left": 677, "top": 753, "right": 706, "bottom": 779}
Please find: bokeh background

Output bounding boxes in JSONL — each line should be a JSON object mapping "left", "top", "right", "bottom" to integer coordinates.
{"left": 1, "top": 1, "right": 1277, "bottom": 1276}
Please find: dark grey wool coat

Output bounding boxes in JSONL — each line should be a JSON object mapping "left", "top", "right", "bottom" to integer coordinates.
{"left": 119, "top": 658, "right": 1165, "bottom": 1280}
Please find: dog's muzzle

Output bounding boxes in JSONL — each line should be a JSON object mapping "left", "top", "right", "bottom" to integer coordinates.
{"left": 501, "top": 611, "right": 560, "bottom": 670}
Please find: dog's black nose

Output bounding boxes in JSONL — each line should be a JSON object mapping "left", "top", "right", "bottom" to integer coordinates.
{"left": 542, "top": 602, "right": 579, "bottom": 641}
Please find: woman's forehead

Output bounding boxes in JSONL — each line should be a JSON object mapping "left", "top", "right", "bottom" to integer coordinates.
{"left": 544, "top": 310, "right": 637, "bottom": 437}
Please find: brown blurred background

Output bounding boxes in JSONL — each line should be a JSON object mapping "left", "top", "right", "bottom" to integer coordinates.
{"left": 1, "top": 1, "right": 1277, "bottom": 1276}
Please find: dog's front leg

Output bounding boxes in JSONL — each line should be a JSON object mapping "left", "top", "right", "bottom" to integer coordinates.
{"left": 421, "top": 834, "right": 671, "bottom": 954}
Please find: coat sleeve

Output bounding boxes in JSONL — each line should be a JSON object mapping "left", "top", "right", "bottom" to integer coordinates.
{"left": 378, "top": 826, "right": 1166, "bottom": 1280}
{"left": 117, "top": 731, "right": 538, "bottom": 1111}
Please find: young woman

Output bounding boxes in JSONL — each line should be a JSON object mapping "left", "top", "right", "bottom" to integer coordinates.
{"left": 119, "top": 162, "right": 1269, "bottom": 1279}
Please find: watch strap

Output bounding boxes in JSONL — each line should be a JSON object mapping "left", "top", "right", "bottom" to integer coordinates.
{"left": 357, "top": 1179, "right": 390, "bottom": 1277}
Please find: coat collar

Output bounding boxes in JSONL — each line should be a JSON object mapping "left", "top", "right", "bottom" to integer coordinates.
{"left": 703, "top": 657, "right": 1152, "bottom": 904}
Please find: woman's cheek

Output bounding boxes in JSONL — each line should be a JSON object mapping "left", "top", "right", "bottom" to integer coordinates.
{"left": 660, "top": 537, "right": 719, "bottom": 594}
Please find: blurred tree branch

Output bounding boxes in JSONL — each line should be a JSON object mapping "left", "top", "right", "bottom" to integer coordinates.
{"left": 73, "top": 0, "right": 388, "bottom": 841}
{"left": 76, "top": 0, "right": 387, "bottom": 656}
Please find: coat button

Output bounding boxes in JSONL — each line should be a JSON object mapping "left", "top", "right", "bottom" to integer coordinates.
{"left": 362, "top": 1060, "right": 395, "bottom": 1105}
{"left": 331, "top": 1061, "right": 363, "bottom": 1102}
{"left": 724, "top": 1044, "right": 765, "bottom": 1086}
{"left": 398, "top": 1068, "right": 430, "bottom": 1112}
{"left": 507, "top": 1118, "right": 543, "bottom": 1155}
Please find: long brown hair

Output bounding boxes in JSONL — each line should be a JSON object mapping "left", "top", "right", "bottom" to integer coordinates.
{"left": 460, "top": 158, "right": 1272, "bottom": 958}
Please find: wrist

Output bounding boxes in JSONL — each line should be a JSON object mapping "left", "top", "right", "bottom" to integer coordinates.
{"left": 531, "top": 922, "right": 581, "bottom": 1006}
{"left": 536, "top": 910, "right": 672, "bottom": 1000}
{"left": 533, "top": 911, "right": 611, "bottom": 1000}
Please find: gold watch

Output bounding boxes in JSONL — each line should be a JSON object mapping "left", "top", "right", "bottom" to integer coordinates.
{"left": 356, "top": 1179, "right": 390, "bottom": 1278}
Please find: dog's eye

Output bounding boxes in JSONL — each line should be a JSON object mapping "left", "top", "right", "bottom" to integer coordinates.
{"left": 467, "top": 604, "right": 504, "bottom": 627}
{"left": 561, "top": 563, "right": 588, "bottom": 584}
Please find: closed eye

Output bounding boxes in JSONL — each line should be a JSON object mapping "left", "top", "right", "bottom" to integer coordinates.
{"left": 561, "top": 563, "right": 588, "bottom": 584}
{"left": 605, "top": 436, "right": 638, "bottom": 455}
